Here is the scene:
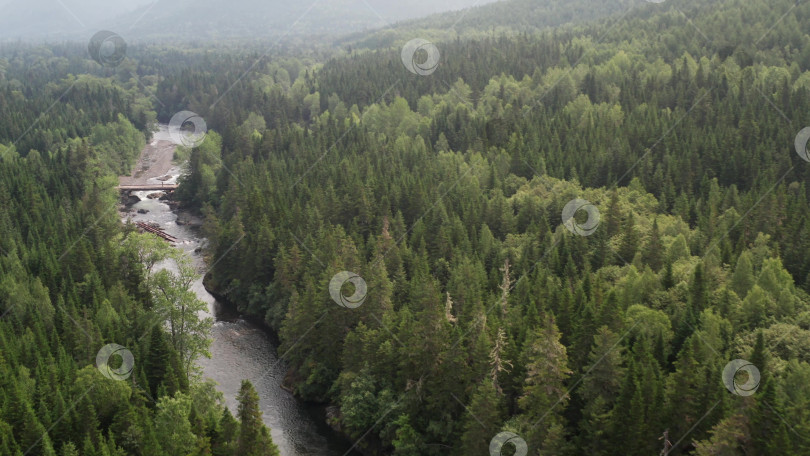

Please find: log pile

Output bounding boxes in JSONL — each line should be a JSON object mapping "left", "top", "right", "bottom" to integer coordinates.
{"left": 135, "top": 222, "right": 178, "bottom": 243}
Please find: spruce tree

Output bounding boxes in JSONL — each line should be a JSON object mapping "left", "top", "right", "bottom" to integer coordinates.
{"left": 642, "top": 219, "right": 664, "bottom": 272}
{"left": 518, "top": 315, "right": 572, "bottom": 450}
{"left": 618, "top": 213, "right": 639, "bottom": 265}
{"left": 458, "top": 379, "right": 504, "bottom": 455}
{"left": 576, "top": 327, "right": 625, "bottom": 455}
{"left": 731, "top": 251, "right": 756, "bottom": 298}
{"left": 236, "top": 380, "right": 279, "bottom": 456}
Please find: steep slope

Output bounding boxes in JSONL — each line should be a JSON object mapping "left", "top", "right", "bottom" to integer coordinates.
{"left": 340, "top": 0, "right": 636, "bottom": 49}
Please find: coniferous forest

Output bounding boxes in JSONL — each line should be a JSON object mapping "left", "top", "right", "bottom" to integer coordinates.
{"left": 4, "top": 0, "right": 810, "bottom": 454}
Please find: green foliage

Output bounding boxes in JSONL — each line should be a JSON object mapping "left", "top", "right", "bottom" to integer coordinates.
{"left": 171, "top": 0, "right": 810, "bottom": 448}
{"left": 154, "top": 393, "right": 197, "bottom": 455}
{"left": 150, "top": 256, "right": 213, "bottom": 380}
{"left": 89, "top": 115, "right": 146, "bottom": 175}
{"left": 0, "top": 53, "right": 274, "bottom": 455}
{"left": 5, "top": 0, "right": 810, "bottom": 454}
{"left": 236, "top": 380, "right": 280, "bottom": 456}
{"left": 175, "top": 132, "right": 223, "bottom": 207}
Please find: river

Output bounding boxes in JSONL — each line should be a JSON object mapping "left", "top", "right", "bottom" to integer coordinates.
{"left": 121, "top": 127, "right": 357, "bottom": 456}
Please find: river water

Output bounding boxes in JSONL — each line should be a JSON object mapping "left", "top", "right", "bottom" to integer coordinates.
{"left": 122, "top": 129, "right": 355, "bottom": 456}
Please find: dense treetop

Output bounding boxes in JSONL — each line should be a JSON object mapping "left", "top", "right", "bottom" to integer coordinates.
{"left": 3, "top": 0, "right": 810, "bottom": 454}
{"left": 171, "top": 0, "right": 810, "bottom": 453}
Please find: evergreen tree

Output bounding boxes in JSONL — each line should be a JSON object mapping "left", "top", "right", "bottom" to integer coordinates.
{"left": 605, "top": 189, "right": 622, "bottom": 237}
{"left": 643, "top": 219, "right": 664, "bottom": 272}
{"left": 518, "top": 315, "right": 572, "bottom": 450}
{"left": 576, "top": 327, "right": 625, "bottom": 455}
{"left": 747, "top": 331, "right": 793, "bottom": 455}
{"left": 236, "top": 380, "right": 280, "bottom": 456}
{"left": 617, "top": 213, "right": 639, "bottom": 265}
{"left": 458, "top": 379, "right": 504, "bottom": 455}
{"left": 690, "top": 262, "right": 709, "bottom": 313}
{"left": 608, "top": 339, "right": 664, "bottom": 455}
{"left": 731, "top": 251, "right": 756, "bottom": 298}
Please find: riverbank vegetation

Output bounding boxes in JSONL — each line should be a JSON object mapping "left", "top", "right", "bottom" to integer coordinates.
{"left": 3, "top": 0, "right": 810, "bottom": 454}
{"left": 0, "top": 47, "right": 278, "bottom": 456}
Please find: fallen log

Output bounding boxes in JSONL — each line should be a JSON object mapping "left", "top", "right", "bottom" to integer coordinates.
{"left": 135, "top": 222, "right": 178, "bottom": 243}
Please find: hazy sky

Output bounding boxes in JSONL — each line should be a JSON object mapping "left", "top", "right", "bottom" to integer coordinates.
{"left": 0, "top": 0, "right": 501, "bottom": 41}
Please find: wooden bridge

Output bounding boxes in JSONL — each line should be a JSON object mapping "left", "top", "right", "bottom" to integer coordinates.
{"left": 117, "top": 184, "right": 178, "bottom": 192}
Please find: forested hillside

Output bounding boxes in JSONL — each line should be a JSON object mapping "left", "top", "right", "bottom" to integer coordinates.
{"left": 110, "top": 0, "right": 498, "bottom": 41}
{"left": 0, "top": 43, "right": 279, "bottom": 456}
{"left": 163, "top": 0, "right": 810, "bottom": 454}
{"left": 3, "top": 0, "right": 810, "bottom": 454}
{"left": 0, "top": 0, "right": 500, "bottom": 41}
{"left": 338, "top": 0, "right": 633, "bottom": 50}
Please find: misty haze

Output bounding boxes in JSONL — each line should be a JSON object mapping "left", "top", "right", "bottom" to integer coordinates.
{"left": 1, "top": 1, "right": 809, "bottom": 456}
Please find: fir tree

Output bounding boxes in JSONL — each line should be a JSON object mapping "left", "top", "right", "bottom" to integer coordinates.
{"left": 643, "top": 219, "right": 664, "bottom": 272}
{"left": 236, "top": 380, "right": 279, "bottom": 456}
{"left": 458, "top": 379, "right": 504, "bottom": 455}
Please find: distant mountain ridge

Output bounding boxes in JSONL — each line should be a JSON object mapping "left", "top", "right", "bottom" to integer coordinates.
{"left": 0, "top": 0, "right": 499, "bottom": 41}
{"left": 0, "top": 0, "right": 150, "bottom": 39}
{"left": 339, "top": 0, "right": 636, "bottom": 49}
